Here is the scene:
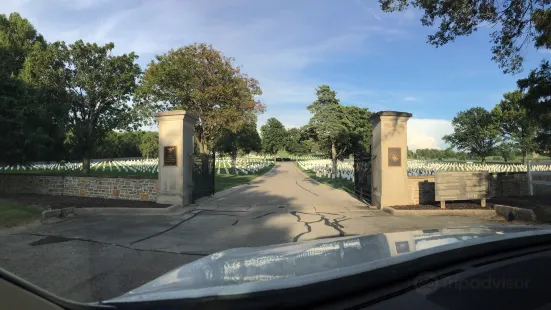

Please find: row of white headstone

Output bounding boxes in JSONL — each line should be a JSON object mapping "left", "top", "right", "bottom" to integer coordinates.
{"left": 0, "top": 159, "right": 160, "bottom": 174}
{"left": 408, "top": 159, "right": 551, "bottom": 175}
{"left": 297, "top": 160, "right": 355, "bottom": 181}
{"left": 297, "top": 158, "right": 551, "bottom": 179}
{"left": 216, "top": 158, "right": 272, "bottom": 175}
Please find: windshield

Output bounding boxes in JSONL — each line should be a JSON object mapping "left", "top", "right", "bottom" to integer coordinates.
{"left": 2, "top": 0, "right": 551, "bottom": 305}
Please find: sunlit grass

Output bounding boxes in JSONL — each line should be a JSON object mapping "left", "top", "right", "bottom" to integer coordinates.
{"left": 296, "top": 163, "right": 355, "bottom": 194}
{"left": 215, "top": 164, "right": 274, "bottom": 192}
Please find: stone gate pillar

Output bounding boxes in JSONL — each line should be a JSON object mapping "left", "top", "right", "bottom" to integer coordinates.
{"left": 156, "top": 110, "right": 197, "bottom": 206}
{"left": 369, "top": 111, "right": 412, "bottom": 208}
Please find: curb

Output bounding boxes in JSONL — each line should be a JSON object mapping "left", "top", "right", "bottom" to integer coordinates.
{"left": 73, "top": 204, "right": 194, "bottom": 216}
{"left": 494, "top": 204, "right": 537, "bottom": 222}
{"left": 195, "top": 163, "right": 277, "bottom": 205}
{"left": 382, "top": 206, "right": 496, "bottom": 217}
{"left": 42, "top": 207, "right": 75, "bottom": 219}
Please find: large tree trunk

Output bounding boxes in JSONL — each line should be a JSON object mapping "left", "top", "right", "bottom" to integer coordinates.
{"left": 522, "top": 150, "right": 527, "bottom": 165}
{"left": 198, "top": 141, "right": 209, "bottom": 154}
{"left": 231, "top": 149, "right": 237, "bottom": 171}
{"left": 82, "top": 157, "right": 91, "bottom": 174}
{"left": 331, "top": 142, "right": 337, "bottom": 175}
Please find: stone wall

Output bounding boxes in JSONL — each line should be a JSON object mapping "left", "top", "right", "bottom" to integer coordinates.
{"left": 0, "top": 174, "right": 157, "bottom": 202}
{"left": 407, "top": 172, "right": 551, "bottom": 205}
{"left": 408, "top": 176, "right": 436, "bottom": 205}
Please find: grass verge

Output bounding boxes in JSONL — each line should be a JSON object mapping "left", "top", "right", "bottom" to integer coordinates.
{"left": 215, "top": 164, "right": 274, "bottom": 192}
{"left": 0, "top": 169, "right": 156, "bottom": 178}
{"left": 295, "top": 163, "right": 355, "bottom": 195}
{"left": 0, "top": 201, "right": 42, "bottom": 228}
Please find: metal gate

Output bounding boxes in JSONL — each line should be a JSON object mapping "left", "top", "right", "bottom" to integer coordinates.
{"left": 192, "top": 152, "right": 215, "bottom": 202}
{"left": 354, "top": 152, "right": 372, "bottom": 204}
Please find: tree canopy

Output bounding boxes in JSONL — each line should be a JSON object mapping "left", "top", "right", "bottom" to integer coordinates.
{"left": 306, "top": 85, "right": 372, "bottom": 173}
{"left": 516, "top": 61, "right": 551, "bottom": 156}
{"left": 260, "top": 118, "right": 286, "bottom": 155}
{"left": 284, "top": 128, "right": 310, "bottom": 156}
{"left": 379, "top": 0, "right": 551, "bottom": 74}
{"left": 0, "top": 13, "right": 67, "bottom": 164}
{"left": 137, "top": 43, "right": 265, "bottom": 154}
{"left": 491, "top": 90, "right": 538, "bottom": 163}
{"left": 216, "top": 120, "right": 261, "bottom": 168}
{"left": 62, "top": 40, "right": 141, "bottom": 173}
{"left": 443, "top": 107, "right": 500, "bottom": 163}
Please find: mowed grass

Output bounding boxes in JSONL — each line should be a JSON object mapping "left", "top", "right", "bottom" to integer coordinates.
{"left": 215, "top": 164, "right": 274, "bottom": 192}
{"left": 0, "top": 201, "right": 42, "bottom": 228}
{"left": 296, "top": 163, "right": 355, "bottom": 194}
{"left": 0, "top": 169, "right": 157, "bottom": 178}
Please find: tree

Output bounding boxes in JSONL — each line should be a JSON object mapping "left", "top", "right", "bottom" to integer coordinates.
{"left": 379, "top": 0, "right": 551, "bottom": 74}
{"left": 307, "top": 85, "right": 345, "bottom": 174}
{"left": 216, "top": 121, "right": 261, "bottom": 169}
{"left": 284, "top": 128, "right": 310, "bottom": 155}
{"left": 260, "top": 118, "right": 286, "bottom": 155}
{"left": 342, "top": 105, "right": 373, "bottom": 153}
{"left": 0, "top": 13, "right": 67, "bottom": 164}
{"left": 137, "top": 43, "right": 264, "bottom": 154}
{"left": 497, "top": 142, "right": 516, "bottom": 162}
{"left": 61, "top": 40, "right": 141, "bottom": 173}
{"left": 237, "top": 123, "right": 262, "bottom": 155}
{"left": 517, "top": 61, "right": 551, "bottom": 157}
{"left": 491, "top": 90, "right": 538, "bottom": 164}
{"left": 443, "top": 107, "right": 500, "bottom": 163}
{"left": 0, "top": 13, "right": 46, "bottom": 75}
{"left": 306, "top": 85, "right": 372, "bottom": 174}
{"left": 139, "top": 132, "right": 159, "bottom": 159}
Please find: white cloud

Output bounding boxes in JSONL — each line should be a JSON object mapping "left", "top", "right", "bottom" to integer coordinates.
{"left": 403, "top": 96, "right": 419, "bottom": 102}
{"left": 407, "top": 119, "right": 453, "bottom": 150}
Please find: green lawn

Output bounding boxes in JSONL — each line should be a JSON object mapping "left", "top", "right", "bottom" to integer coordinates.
{"left": 215, "top": 164, "right": 274, "bottom": 192}
{"left": 276, "top": 150, "right": 291, "bottom": 158}
{"left": 0, "top": 201, "right": 42, "bottom": 228}
{"left": 295, "top": 163, "right": 355, "bottom": 194}
{"left": 0, "top": 168, "right": 156, "bottom": 178}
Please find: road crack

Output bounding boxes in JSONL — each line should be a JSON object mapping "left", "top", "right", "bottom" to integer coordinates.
{"left": 290, "top": 211, "right": 349, "bottom": 241}
{"left": 252, "top": 212, "right": 276, "bottom": 219}
{"left": 20, "top": 233, "right": 207, "bottom": 256}
{"left": 295, "top": 181, "right": 318, "bottom": 196}
{"left": 129, "top": 211, "right": 203, "bottom": 245}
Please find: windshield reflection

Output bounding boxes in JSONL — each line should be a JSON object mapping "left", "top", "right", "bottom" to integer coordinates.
{"left": 122, "top": 226, "right": 536, "bottom": 297}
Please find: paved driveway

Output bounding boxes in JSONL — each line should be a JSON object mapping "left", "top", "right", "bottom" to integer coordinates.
{"left": 201, "top": 162, "right": 367, "bottom": 208}
{"left": 0, "top": 162, "right": 514, "bottom": 302}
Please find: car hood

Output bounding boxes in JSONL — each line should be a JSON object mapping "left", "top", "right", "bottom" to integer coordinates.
{"left": 106, "top": 225, "right": 547, "bottom": 303}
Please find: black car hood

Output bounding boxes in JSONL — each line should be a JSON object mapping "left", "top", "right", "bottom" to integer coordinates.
{"left": 106, "top": 225, "right": 548, "bottom": 303}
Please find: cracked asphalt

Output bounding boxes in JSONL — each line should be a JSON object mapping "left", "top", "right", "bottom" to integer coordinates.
{"left": 0, "top": 162, "right": 504, "bottom": 302}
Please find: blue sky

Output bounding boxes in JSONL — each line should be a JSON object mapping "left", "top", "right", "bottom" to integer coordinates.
{"left": 3, "top": 0, "right": 549, "bottom": 149}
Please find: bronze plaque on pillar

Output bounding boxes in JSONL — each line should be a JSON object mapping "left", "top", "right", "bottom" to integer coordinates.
{"left": 388, "top": 147, "right": 401, "bottom": 167}
{"left": 163, "top": 146, "right": 177, "bottom": 166}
